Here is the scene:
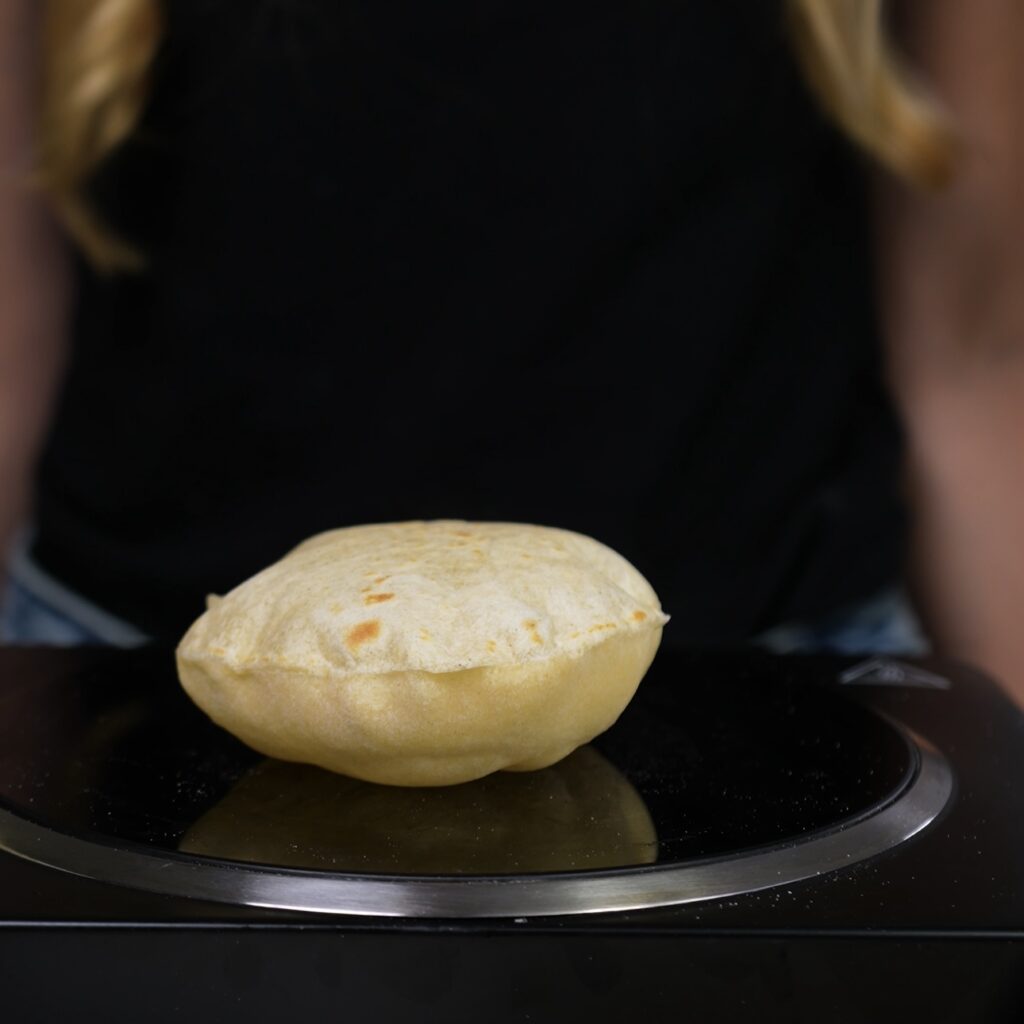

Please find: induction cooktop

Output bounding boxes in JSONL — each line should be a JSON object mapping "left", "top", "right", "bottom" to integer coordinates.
{"left": 1, "top": 646, "right": 1022, "bottom": 1024}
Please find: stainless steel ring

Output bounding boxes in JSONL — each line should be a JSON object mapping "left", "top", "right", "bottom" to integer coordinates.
{"left": 0, "top": 730, "right": 953, "bottom": 919}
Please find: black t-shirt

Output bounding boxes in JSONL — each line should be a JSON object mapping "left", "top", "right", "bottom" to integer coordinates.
{"left": 32, "top": 0, "right": 905, "bottom": 643}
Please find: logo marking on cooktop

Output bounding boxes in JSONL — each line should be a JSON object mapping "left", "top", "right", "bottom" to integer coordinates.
{"left": 839, "top": 658, "right": 952, "bottom": 690}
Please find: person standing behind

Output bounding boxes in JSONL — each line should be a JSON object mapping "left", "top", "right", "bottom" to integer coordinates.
{"left": 1, "top": 1, "right": 1024, "bottom": 706}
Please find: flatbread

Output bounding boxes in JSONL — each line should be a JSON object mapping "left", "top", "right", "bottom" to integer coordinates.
{"left": 176, "top": 520, "right": 668, "bottom": 786}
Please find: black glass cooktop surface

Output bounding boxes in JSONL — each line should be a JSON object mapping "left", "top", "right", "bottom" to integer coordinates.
{"left": 0, "top": 646, "right": 918, "bottom": 879}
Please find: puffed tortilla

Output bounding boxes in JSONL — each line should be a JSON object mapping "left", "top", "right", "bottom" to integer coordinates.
{"left": 176, "top": 520, "right": 668, "bottom": 786}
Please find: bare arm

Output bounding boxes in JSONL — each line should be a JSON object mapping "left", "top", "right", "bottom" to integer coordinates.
{"left": 0, "top": 1, "right": 70, "bottom": 581}
{"left": 880, "top": 1, "right": 1024, "bottom": 701}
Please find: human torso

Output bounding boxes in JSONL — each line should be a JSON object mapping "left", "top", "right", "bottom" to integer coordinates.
{"left": 33, "top": 0, "right": 903, "bottom": 641}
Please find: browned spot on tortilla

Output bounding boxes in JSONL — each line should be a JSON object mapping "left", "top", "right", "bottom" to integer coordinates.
{"left": 632, "top": 610, "right": 648, "bottom": 622}
{"left": 588, "top": 622, "right": 617, "bottom": 633}
{"left": 486, "top": 640, "right": 497, "bottom": 653}
{"left": 364, "top": 592, "right": 394, "bottom": 605}
{"left": 211, "top": 646, "right": 225, "bottom": 657}
{"left": 328, "top": 601, "right": 343, "bottom": 614}
{"left": 523, "top": 619, "right": 544, "bottom": 645}
{"left": 374, "top": 575, "right": 388, "bottom": 584}
{"left": 346, "top": 620, "right": 381, "bottom": 650}
{"left": 453, "top": 529, "right": 472, "bottom": 537}
{"left": 419, "top": 628, "right": 432, "bottom": 641}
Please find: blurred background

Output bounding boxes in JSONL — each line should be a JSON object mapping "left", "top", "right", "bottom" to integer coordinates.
{"left": 2, "top": 0, "right": 1023, "bottom": 702}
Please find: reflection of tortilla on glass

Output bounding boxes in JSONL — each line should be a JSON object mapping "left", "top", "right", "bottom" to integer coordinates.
{"left": 179, "top": 745, "right": 657, "bottom": 875}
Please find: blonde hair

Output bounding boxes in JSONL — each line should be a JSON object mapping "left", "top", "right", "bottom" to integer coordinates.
{"left": 35, "top": 0, "right": 953, "bottom": 271}
{"left": 35, "top": 0, "right": 162, "bottom": 272}
{"left": 787, "top": 0, "right": 954, "bottom": 188}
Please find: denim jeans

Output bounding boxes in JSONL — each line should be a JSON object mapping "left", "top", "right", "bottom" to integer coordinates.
{"left": 0, "top": 571, "right": 149, "bottom": 647}
{"left": 755, "top": 587, "right": 929, "bottom": 656}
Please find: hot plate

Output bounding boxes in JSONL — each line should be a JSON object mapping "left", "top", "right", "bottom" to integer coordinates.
{"left": 4, "top": 647, "right": 1024, "bottom": 1022}
{"left": 0, "top": 645, "right": 950, "bottom": 916}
